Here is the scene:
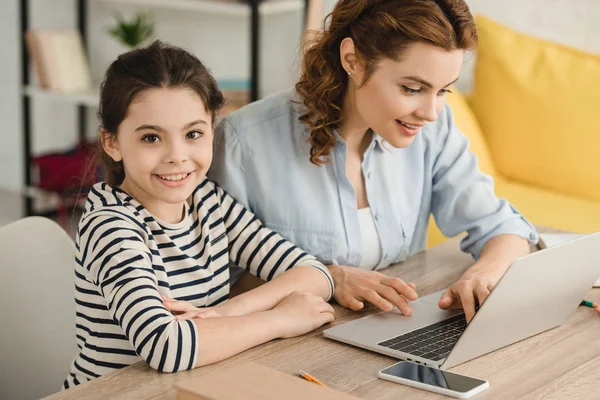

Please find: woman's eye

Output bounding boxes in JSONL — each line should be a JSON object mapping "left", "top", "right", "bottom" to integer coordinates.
{"left": 141, "top": 134, "right": 160, "bottom": 143}
{"left": 402, "top": 86, "right": 421, "bottom": 95}
{"left": 438, "top": 88, "right": 453, "bottom": 96}
{"left": 187, "top": 130, "right": 203, "bottom": 139}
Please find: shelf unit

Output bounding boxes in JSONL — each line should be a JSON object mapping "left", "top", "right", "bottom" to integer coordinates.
{"left": 19, "top": 0, "right": 308, "bottom": 216}
{"left": 23, "top": 85, "right": 99, "bottom": 107}
{"left": 91, "top": 0, "right": 304, "bottom": 16}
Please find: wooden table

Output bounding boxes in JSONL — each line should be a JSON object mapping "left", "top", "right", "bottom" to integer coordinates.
{"left": 46, "top": 237, "right": 600, "bottom": 399}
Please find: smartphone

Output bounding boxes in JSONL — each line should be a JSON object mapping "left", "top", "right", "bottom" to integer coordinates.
{"left": 378, "top": 361, "right": 489, "bottom": 399}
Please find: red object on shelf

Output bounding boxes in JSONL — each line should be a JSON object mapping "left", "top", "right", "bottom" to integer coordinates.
{"left": 32, "top": 143, "right": 97, "bottom": 193}
{"left": 31, "top": 143, "right": 98, "bottom": 225}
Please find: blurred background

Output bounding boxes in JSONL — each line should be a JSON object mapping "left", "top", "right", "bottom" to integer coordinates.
{"left": 0, "top": 0, "right": 599, "bottom": 239}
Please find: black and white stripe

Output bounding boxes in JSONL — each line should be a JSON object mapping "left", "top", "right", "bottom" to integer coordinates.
{"left": 63, "top": 178, "right": 333, "bottom": 389}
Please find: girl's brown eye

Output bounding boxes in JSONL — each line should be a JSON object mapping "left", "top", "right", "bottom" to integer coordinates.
{"left": 187, "top": 131, "right": 203, "bottom": 139}
{"left": 142, "top": 134, "right": 160, "bottom": 143}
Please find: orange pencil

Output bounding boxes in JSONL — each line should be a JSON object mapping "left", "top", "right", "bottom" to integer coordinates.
{"left": 299, "top": 370, "right": 329, "bottom": 388}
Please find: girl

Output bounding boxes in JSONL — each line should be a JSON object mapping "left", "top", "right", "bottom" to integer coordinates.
{"left": 208, "top": 0, "right": 538, "bottom": 323}
{"left": 64, "top": 41, "right": 335, "bottom": 389}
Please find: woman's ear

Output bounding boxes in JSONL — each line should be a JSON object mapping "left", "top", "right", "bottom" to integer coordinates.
{"left": 340, "top": 37, "right": 364, "bottom": 85}
{"left": 101, "top": 129, "right": 122, "bottom": 162}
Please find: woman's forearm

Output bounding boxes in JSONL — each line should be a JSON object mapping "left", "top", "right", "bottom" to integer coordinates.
{"left": 465, "top": 234, "right": 531, "bottom": 280}
{"left": 223, "top": 266, "right": 331, "bottom": 316}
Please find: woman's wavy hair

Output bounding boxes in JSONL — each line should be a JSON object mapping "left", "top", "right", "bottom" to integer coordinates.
{"left": 295, "top": 0, "right": 478, "bottom": 165}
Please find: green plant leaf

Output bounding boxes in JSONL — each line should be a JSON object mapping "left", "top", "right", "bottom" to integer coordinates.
{"left": 107, "top": 11, "right": 155, "bottom": 48}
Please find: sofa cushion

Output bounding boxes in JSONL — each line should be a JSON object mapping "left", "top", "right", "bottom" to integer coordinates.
{"left": 495, "top": 180, "right": 600, "bottom": 234}
{"left": 426, "top": 178, "right": 600, "bottom": 248}
{"left": 446, "top": 89, "right": 497, "bottom": 177}
{"left": 471, "top": 15, "right": 600, "bottom": 202}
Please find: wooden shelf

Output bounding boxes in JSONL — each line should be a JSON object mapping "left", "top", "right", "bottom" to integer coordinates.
{"left": 23, "top": 81, "right": 247, "bottom": 108}
{"left": 23, "top": 86, "right": 99, "bottom": 107}
{"left": 90, "top": 0, "right": 303, "bottom": 16}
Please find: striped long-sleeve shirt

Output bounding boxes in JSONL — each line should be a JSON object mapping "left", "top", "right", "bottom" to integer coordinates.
{"left": 63, "top": 178, "right": 334, "bottom": 389}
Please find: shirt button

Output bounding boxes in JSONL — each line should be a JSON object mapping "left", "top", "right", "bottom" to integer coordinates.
{"left": 383, "top": 253, "right": 389, "bottom": 260}
{"left": 374, "top": 213, "right": 381, "bottom": 221}
{"left": 367, "top": 172, "right": 372, "bottom": 179}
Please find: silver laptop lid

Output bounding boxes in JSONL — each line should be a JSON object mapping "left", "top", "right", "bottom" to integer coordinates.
{"left": 442, "top": 232, "right": 600, "bottom": 369}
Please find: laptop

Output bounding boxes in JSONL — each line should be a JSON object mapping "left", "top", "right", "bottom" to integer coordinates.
{"left": 324, "top": 232, "right": 600, "bottom": 370}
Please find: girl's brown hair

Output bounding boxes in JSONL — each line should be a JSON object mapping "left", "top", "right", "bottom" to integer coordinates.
{"left": 295, "top": 0, "right": 478, "bottom": 165}
{"left": 97, "top": 40, "right": 224, "bottom": 186}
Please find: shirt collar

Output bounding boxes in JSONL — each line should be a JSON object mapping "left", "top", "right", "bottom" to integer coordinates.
{"left": 372, "top": 132, "right": 406, "bottom": 154}
{"left": 331, "top": 129, "right": 406, "bottom": 154}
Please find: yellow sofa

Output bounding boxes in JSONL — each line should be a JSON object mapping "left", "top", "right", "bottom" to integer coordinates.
{"left": 427, "top": 16, "right": 600, "bottom": 247}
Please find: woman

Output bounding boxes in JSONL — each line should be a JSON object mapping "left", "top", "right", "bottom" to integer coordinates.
{"left": 208, "top": 0, "right": 538, "bottom": 323}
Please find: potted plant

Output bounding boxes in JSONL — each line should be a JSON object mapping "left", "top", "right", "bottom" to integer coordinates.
{"left": 107, "top": 12, "right": 154, "bottom": 49}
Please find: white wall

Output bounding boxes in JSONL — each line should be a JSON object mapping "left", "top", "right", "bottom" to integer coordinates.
{"left": 0, "top": 0, "right": 24, "bottom": 192}
{"left": 458, "top": 0, "right": 600, "bottom": 92}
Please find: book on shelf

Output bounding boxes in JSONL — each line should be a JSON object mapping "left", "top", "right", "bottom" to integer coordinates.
{"left": 25, "top": 29, "right": 92, "bottom": 94}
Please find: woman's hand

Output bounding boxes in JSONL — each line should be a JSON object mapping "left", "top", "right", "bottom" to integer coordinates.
{"left": 438, "top": 271, "right": 497, "bottom": 323}
{"left": 272, "top": 291, "right": 335, "bottom": 338}
{"left": 328, "top": 265, "right": 418, "bottom": 314}
{"left": 162, "top": 295, "right": 225, "bottom": 320}
{"left": 439, "top": 235, "right": 531, "bottom": 323}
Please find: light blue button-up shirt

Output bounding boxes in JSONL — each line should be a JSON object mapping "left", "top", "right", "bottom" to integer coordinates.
{"left": 208, "top": 90, "right": 538, "bottom": 279}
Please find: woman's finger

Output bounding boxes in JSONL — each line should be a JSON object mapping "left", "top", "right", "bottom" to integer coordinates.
{"left": 358, "top": 288, "right": 393, "bottom": 312}
{"left": 346, "top": 296, "right": 365, "bottom": 311}
{"left": 438, "top": 288, "right": 458, "bottom": 309}
{"left": 381, "top": 277, "right": 418, "bottom": 301}
{"left": 474, "top": 285, "right": 490, "bottom": 309}
{"left": 376, "top": 284, "right": 413, "bottom": 315}
{"left": 457, "top": 286, "right": 477, "bottom": 323}
{"left": 336, "top": 292, "right": 364, "bottom": 311}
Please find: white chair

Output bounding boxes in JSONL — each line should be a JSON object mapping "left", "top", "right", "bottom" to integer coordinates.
{"left": 0, "top": 217, "right": 77, "bottom": 399}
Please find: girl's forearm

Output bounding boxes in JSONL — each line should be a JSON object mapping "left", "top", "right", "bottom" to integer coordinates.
{"left": 193, "top": 309, "right": 284, "bottom": 367}
{"left": 223, "top": 266, "right": 330, "bottom": 316}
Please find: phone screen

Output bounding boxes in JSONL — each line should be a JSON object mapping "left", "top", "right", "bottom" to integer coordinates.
{"left": 380, "top": 362, "right": 486, "bottom": 393}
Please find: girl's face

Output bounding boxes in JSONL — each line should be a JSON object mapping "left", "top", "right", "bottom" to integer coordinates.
{"left": 344, "top": 41, "right": 464, "bottom": 148}
{"left": 103, "top": 87, "right": 213, "bottom": 223}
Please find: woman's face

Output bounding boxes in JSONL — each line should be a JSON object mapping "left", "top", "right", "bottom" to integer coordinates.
{"left": 344, "top": 41, "right": 464, "bottom": 148}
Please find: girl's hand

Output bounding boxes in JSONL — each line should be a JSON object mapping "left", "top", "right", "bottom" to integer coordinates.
{"left": 272, "top": 291, "right": 335, "bottom": 338}
{"left": 328, "top": 265, "right": 418, "bottom": 314}
{"left": 161, "top": 295, "right": 223, "bottom": 320}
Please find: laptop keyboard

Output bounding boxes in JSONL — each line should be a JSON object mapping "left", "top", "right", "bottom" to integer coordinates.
{"left": 377, "top": 314, "right": 467, "bottom": 361}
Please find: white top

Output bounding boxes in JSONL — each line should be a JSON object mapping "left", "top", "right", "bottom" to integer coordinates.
{"left": 357, "top": 208, "right": 382, "bottom": 270}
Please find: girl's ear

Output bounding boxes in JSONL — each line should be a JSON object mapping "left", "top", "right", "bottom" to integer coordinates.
{"left": 101, "top": 129, "right": 122, "bottom": 162}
